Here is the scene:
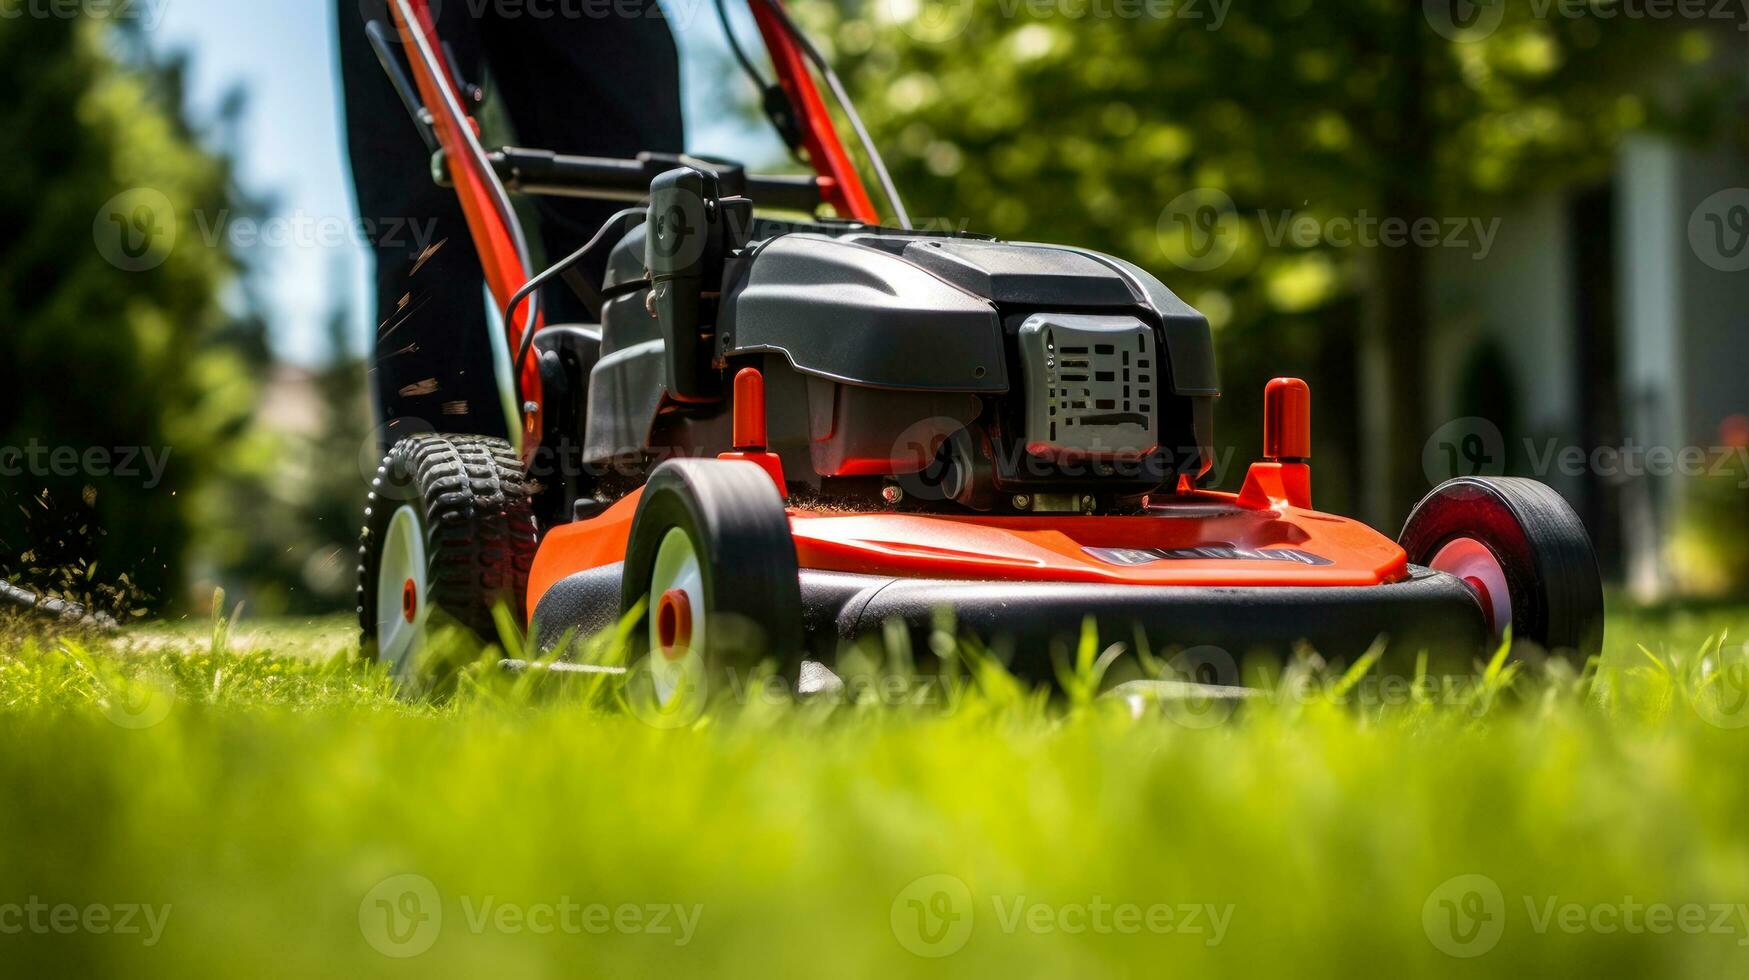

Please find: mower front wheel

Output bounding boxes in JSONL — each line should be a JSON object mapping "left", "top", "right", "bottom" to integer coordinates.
{"left": 1399, "top": 476, "right": 1604, "bottom": 660}
{"left": 357, "top": 434, "right": 538, "bottom": 684}
{"left": 621, "top": 459, "right": 803, "bottom": 709}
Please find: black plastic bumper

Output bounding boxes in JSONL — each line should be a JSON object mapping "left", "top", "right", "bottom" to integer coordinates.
{"left": 531, "top": 564, "right": 1490, "bottom": 680}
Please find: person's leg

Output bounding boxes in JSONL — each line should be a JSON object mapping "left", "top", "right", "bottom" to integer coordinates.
{"left": 483, "top": 1, "right": 686, "bottom": 322}
{"left": 338, "top": 0, "right": 509, "bottom": 442}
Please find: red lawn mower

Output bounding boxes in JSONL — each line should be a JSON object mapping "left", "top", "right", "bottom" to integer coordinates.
{"left": 357, "top": 0, "right": 1605, "bottom": 695}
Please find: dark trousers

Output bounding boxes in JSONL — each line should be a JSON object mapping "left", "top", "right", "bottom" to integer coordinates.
{"left": 337, "top": 0, "right": 684, "bottom": 441}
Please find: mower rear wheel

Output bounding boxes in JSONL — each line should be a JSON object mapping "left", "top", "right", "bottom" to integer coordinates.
{"left": 1399, "top": 476, "right": 1604, "bottom": 659}
{"left": 357, "top": 434, "right": 538, "bottom": 683}
{"left": 621, "top": 458, "right": 802, "bottom": 708}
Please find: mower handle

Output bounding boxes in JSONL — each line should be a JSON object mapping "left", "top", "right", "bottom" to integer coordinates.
{"left": 477, "top": 146, "right": 826, "bottom": 213}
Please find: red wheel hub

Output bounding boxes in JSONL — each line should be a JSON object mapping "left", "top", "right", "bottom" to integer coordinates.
{"left": 656, "top": 588, "right": 693, "bottom": 661}
{"left": 1463, "top": 575, "right": 1496, "bottom": 634}
{"left": 401, "top": 578, "right": 418, "bottom": 623}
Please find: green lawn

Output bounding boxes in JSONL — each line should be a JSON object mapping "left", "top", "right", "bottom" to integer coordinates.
{"left": 2, "top": 600, "right": 1748, "bottom": 978}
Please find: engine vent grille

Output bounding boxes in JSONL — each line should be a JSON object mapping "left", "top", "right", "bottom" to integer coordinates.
{"left": 1017, "top": 314, "right": 1158, "bottom": 459}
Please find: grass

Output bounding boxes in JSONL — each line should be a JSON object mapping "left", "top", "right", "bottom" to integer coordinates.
{"left": 2, "top": 599, "right": 1748, "bottom": 977}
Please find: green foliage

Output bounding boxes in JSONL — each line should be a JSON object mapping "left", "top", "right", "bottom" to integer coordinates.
{"left": 0, "top": 18, "right": 262, "bottom": 612}
{"left": 0, "top": 604, "right": 1747, "bottom": 975}
{"left": 1667, "top": 472, "right": 1749, "bottom": 596}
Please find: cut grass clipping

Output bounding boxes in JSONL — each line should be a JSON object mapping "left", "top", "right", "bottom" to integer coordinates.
{"left": 1, "top": 599, "right": 1747, "bottom": 977}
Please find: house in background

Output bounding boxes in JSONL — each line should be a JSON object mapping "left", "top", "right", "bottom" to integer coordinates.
{"left": 1425, "top": 38, "right": 1748, "bottom": 597}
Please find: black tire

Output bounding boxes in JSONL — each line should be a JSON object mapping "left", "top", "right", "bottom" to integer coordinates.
{"left": 357, "top": 435, "right": 538, "bottom": 656}
{"left": 1399, "top": 476, "right": 1604, "bottom": 659}
{"left": 621, "top": 458, "right": 803, "bottom": 677}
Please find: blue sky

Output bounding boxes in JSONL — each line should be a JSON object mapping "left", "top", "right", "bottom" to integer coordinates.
{"left": 150, "top": 0, "right": 783, "bottom": 364}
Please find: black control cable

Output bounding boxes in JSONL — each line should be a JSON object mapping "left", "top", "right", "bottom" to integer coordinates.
{"left": 749, "top": 0, "right": 912, "bottom": 230}
{"left": 508, "top": 207, "right": 644, "bottom": 395}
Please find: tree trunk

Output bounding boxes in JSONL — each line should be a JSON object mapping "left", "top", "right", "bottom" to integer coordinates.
{"left": 1359, "top": 12, "right": 1435, "bottom": 531}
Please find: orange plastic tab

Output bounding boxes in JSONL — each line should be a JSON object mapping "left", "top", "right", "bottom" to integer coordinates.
{"left": 732, "top": 367, "right": 767, "bottom": 451}
{"left": 1264, "top": 378, "right": 1311, "bottom": 462}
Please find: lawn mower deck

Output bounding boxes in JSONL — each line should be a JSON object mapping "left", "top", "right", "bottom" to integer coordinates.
{"left": 527, "top": 484, "right": 1494, "bottom": 675}
{"left": 356, "top": 0, "right": 1604, "bottom": 695}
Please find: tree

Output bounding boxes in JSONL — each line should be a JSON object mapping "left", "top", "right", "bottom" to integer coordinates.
{"left": 0, "top": 16, "right": 262, "bottom": 613}
{"left": 799, "top": 0, "right": 1744, "bottom": 523}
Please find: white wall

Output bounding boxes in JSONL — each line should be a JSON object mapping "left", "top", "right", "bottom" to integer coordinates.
{"left": 1428, "top": 192, "right": 1581, "bottom": 500}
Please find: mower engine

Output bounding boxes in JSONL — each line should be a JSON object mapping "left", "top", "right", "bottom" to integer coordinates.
{"left": 581, "top": 166, "right": 1220, "bottom": 514}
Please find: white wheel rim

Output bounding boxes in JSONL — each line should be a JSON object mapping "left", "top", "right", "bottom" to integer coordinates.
{"left": 377, "top": 504, "right": 428, "bottom": 682}
{"left": 1430, "top": 537, "right": 1512, "bottom": 642}
{"left": 647, "top": 527, "right": 707, "bottom": 706}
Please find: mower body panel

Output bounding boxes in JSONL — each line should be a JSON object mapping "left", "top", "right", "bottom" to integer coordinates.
{"left": 724, "top": 234, "right": 1009, "bottom": 392}
{"left": 523, "top": 488, "right": 1479, "bottom": 673}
